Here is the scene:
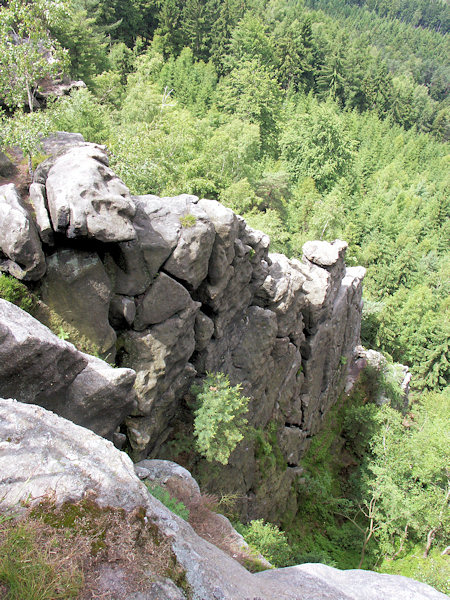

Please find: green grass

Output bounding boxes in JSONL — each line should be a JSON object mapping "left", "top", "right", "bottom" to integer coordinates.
{"left": 0, "top": 521, "right": 83, "bottom": 600}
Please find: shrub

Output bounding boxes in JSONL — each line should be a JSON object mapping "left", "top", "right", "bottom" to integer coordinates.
{"left": 191, "top": 372, "right": 250, "bottom": 465}
{"left": 236, "top": 519, "right": 292, "bottom": 567}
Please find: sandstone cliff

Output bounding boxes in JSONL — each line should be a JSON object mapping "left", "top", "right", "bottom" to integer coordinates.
{"left": 0, "top": 133, "right": 365, "bottom": 521}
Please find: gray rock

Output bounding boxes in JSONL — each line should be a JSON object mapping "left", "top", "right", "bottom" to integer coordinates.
{"left": 134, "top": 272, "right": 192, "bottom": 330}
{"left": 135, "top": 459, "right": 201, "bottom": 498}
{"left": 0, "top": 299, "right": 136, "bottom": 439}
{"left": 0, "top": 398, "right": 148, "bottom": 512}
{"left": 45, "top": 144, "right": 136, "bottom": 242}
{"left": 257, "top": 253, "right": 306, "bottom": 338}
{"left": 41, "top": 353, "right": 136, "bottom": 440}
{"left": 0, "top": 184, "right": 46, "bottom": 280}
{"left": 1, "top": 400, "right": 445, "bottom": 600}
{"left": 130, "top": 574, "right": 186, "bottom": 600}
{"left": 104, "top": 240, "right": 152, "bottom": 297}
{"left": 198, "top": 199, "right": 239, "bottom": 285}
{"left": 0, "top": 150, "right": 14, "bottom": 176}
{"left": 109, "top": 294, "right": 136, "bottom": 328}
{"left": 29, "top": 182, "right": 54, "bottom": 245}
{"left": 39, "top": 248, "right": 116, "bottom": 358}
{"left": 194, "top": 311, "right": 214, "bottom": 351}
{"left": 0, "top": 299, "right": 87, "bottom": 403}
{"left": 163, "top": 195, "right": 216, "bottom": 289}
{"left": 295, "top": 563, "right": 448, "bottom": 600}
{"left": 303, "top": 239, "right": 348, "bottom": 269}
{"left": 40, "top": 131, "right": 85, "bottom": 156}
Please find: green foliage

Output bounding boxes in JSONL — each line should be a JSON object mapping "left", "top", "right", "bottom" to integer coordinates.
{"left": 0, "top": 110, "right": 51, "bottom": 162}
{"left": 179, "top": 214, "right": 197, "bottom": 228}
{"left": 191, "top": 372, "right": 250, "bottom": 465}
{"left": 378, "top": 548, "right": 450, "bottom": 596}
{"left": 253, "top": 423, "right": 286, "bottom": 474}
{"left": 0, "top": 0, "right": 68, "bottom": 111}
{"left": 236, "top": 519, "right": 292, "bottom": 567}
{"left": 281, "top": 99, "right": 356, "bottom": 192}
{"left": 145, "top": 483, "right": 190, "bottom": 521}
{"left": 0, "top": 275, "right": 36, "bottom": 313}
{"left": 50, "top": 88, "right": 110, "bottom": 144}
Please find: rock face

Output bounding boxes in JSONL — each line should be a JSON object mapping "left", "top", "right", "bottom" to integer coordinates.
{"left": 0, "top": 400, "right": 446, "bottom": 600}
{"left": 0, "top": 137, "right": 367, "bottom": 520}
{"left": 0, "top": 183, "right": 46, "bottom": 280}
{"left": 0, "top": 299, "right": 136, "bottom": 440}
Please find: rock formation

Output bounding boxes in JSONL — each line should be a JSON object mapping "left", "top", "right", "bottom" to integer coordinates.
{"left": 0, "top": 399, "right": 445, "bottom": 600}
{"left": 0, "top": 133, "right": 366, "bottom": 520}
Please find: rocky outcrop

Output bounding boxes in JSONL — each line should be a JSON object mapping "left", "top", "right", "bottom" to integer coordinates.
{"left": 0, "top": 137, "right": 366, "bottom": 520}
{"left": 0, "top": 299, "right": 136, "bottom": 439}
{"left": 0, "top": 183, "right": 46, "bottom": 280}
{"left": 0, "top": 399, "right": 446, "bottom": 600}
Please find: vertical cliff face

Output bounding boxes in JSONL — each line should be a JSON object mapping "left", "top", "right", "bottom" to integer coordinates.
{"left": 0, "top": 136, "right": 365, "bottom": 520}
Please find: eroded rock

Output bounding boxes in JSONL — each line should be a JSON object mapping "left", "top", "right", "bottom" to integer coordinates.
{"left": 0, "top": 184, "right": 46, "bottom": 280}
{"left": 39, "top": 248, "right": 116, "bottom": 358}
{"left": 45, "top": 144, "right": 136, "bottom": 242}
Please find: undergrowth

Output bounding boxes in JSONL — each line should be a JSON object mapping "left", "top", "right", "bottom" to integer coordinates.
{"left": 0, "top": 497, "right": 188, "bottom": 600}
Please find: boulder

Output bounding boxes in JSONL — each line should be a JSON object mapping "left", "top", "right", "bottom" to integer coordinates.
{"left": 41, "top": 353, "right": 137, "bottom": 440}
{"left": 45, "top": 144, "right": 136, "bottom": 242}
{"left": 39, "top": 248, "right": 116, "bottom": 359}
{"left": 0, "top": 299, "right": 136, "bottom": 439}
{"left": 0, "top": 184, "right": 46, "bottom": 280}
{"left": 0, "top": 299, "right": 87, "bottom": 403}
{"left": 293, "top": 564, "right": 447, "bottom": 600}
{"left": 29, "top": 182, "right": 54, "bottom": 245}
{"left": 40, "top": 131, "right": 85, "bottom": 156}
{"left": 133, "top": 272, "right": 193, "bottom": 330}
{"left": 0, "top": 398, "right": 148, "bottom": 512}
{"left": 162, "top": 195, "right": 216, "bottom": 290}
{"left": 135, "top": 459, "right": 201, "bottom": 499}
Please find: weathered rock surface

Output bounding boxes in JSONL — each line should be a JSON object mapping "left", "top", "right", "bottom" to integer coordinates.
{"left": 0, "top": 401, "right": 445, "bottom": 600}
{"left": 39, "top": 248, "right": 117, "bottom": 358}
{"left": 134, "top": 272, "right": 193, "bottom": 330}
{"left": 0, "top": 300, "right": 136, "bottom": 439}
{"left": 29, "top": 182, "right": 54, "bottom": 245}
{"left": 0, "top": 183, "right": 46, "bottom": 280}
{"left": 45, "top": 144, "right": 136, "bottom": 242}
{"left": 0, "top": 398, "right": 147, "bottom": 511}
{"left": 294, "top": 564, "right": 447, "bottom": 600}
{"left": 0, "top": 299, "right": 87, "bottom": 402}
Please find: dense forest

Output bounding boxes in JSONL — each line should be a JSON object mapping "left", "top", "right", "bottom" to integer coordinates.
{"left": 0, "top": 0, "right": 448, "bottom": 592}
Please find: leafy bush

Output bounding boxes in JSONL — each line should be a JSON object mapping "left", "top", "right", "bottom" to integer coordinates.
{"left": 191, "top": 372, "right": 250, "bottom": 465}
{"left": 145, "top": 483, "right": 190, "bottom": 521}
{"left": 236, "top": 519, "right": 292, "bottom": 567}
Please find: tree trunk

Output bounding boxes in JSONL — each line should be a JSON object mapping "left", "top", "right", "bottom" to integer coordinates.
{"left": 424, "top": 527, "right": 437, "bottom": 558}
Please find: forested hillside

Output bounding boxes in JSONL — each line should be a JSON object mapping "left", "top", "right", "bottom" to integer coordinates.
{"left": 0, "top": 0, "right": 448, "bottom": 590}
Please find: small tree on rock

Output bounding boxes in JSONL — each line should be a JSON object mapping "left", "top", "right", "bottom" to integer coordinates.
{"left": 192, "top": 372, "right": 250, "bottom": 465}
